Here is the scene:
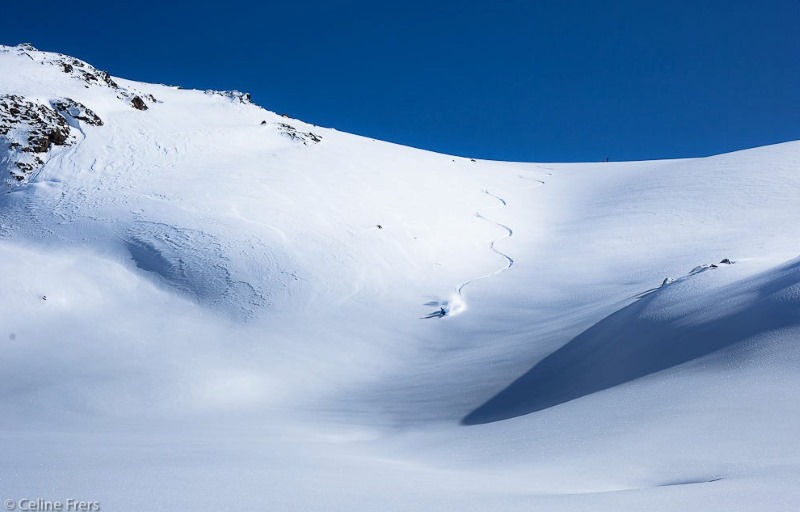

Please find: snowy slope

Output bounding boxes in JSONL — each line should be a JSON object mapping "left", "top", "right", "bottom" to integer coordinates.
{"left": 1, "top": 44, "right": 799, "bottom": 511}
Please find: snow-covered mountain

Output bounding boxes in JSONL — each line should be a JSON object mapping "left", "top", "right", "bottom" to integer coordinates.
{"left": 1, "top": 43, "right": 799, "bottom": 511}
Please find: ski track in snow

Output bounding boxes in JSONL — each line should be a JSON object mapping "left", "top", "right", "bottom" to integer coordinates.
{"left": 456, "top": 189, "right": 514, "bottom": 299}
{"left": 448, "top": 175, "right": 546, "bottom": 315}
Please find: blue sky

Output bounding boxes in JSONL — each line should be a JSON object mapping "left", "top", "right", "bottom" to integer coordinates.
{"left": 4, "top": 0, "right": 799, "bottom": 161}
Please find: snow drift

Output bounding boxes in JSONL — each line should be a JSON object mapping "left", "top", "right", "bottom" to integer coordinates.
{"left": 464, "top": 258, "right": 800, "bottom": 424}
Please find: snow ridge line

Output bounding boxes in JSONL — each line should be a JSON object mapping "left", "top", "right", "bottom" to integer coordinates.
{"left": 456, "top": 188, "right": 515, "bottom": 297}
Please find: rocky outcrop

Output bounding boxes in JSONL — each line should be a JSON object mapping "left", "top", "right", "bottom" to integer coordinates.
{"left": 0, "top": 44, "right": 166, "bottom": 184}
{"left": 275, "top": 123, "right": 322, "bottom": 145}
{"left": 204, "top": 89, "right": 252, "bottom": 104}
{"left": 4, "top": 44, "right": 121, "bottom": 90}
{"left": 130, "top": 96, "right": 149, "bottom": 111}
{"left": 51, "top": 98, "right": 104, "bottom": 126}
{"left": 1, "top": 95, "right": 76, "bottom": 182}
{"left": 1, "top": 94, "right": 107, "bottom": 184}
{"left": 3, "top": 44, "right": 151, "bottom": 111}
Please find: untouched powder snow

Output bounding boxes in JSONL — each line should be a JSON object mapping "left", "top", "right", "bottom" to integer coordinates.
{"left": 1, "top": 44, "right": 799, "bottom": 511}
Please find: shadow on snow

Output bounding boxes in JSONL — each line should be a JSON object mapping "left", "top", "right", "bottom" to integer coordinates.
{"left": 462, "top": 258, "right": 800, "bottom": 425}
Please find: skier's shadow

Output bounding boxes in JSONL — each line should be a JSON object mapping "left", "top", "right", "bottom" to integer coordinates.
{"left": 421, "top": 300, "right": 448, "bottom": 319}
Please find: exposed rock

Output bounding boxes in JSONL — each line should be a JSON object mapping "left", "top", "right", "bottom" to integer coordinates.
{"left": 689, "top": 259, "right": 735, "bottom": 275}
{"left": 98, "top": 70, "right": 119, "bottom": 89}
{"left": 27, "top": 126, "right": 68, "bottom": 152}
{"left": 204, "top": 89, "right": 252, "bottom": 104}
{"left": 275, "top": 123, "right": 322, "bottom": 145}
{"left": 130, "top": 96, "right": 148, "bottom": 111}
{"left": 1, "top": 94, "right": 76, "bottom": 183}
{"left": 0, "top": 46, "right": 162, "bottom": 184}
{"left": 51, "top": 98, "right": 103, "bottom": 126}
{"left": 8, "top": 45, "right": 146, "bottom": 107}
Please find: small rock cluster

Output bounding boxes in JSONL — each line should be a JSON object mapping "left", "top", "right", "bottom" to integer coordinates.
{"left": 659, "top": 258, "right": 736, "bottom": 288}
{"left": 661, "top": 258, "right": 736, "bottom": 288}
{"left": 10, "top": 43, "right": 118, "bottom": 89}
{"left": 275, "top": 123, "right": 322, "bottom": 145}
{"left": 51, "top": 98, "right": 104, "bottom": 126}
{"left": 130, "top": 96, "right": 148, "bottom": 111}
{"left": 3, "top": 44, "right": 156, "bottom": 110}
{"left": 204, "top": 90, "right": 252, "bottom": 104}
{"left": 689, "top": 258, "right": 735, "bottom": 275}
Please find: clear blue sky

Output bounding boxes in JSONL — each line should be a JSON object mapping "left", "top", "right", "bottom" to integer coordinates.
{"left": 4, "top": 0, "right": 799, "bottom": 162}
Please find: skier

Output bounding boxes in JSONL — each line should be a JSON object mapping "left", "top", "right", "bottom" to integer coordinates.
{"left": 439, "top": 307, "right": 446, "bottom": 317}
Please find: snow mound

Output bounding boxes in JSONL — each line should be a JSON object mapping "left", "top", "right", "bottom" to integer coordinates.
{"left": 463, "top": 256, "right": 800, "bottom": 424}
{"left": 124, "top": 222, "right": 269, "bottom": 320}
